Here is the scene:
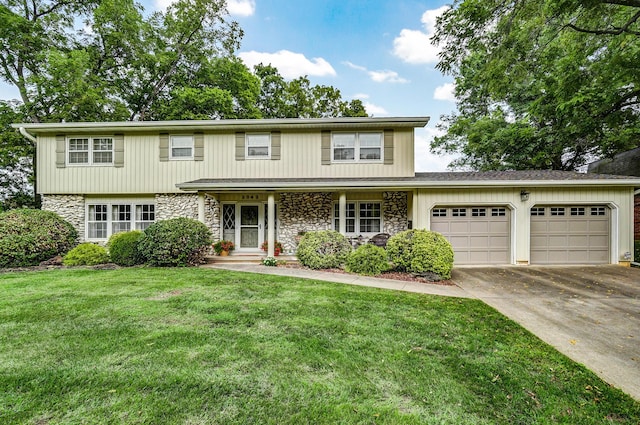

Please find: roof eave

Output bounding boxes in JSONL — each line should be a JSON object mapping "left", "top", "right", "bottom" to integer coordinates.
{"left": 11, "top": 116, "right": 431, "bottom": 135}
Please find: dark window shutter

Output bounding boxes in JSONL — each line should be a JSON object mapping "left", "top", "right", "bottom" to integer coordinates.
{"left": 56, "top": 134, "right": 66, "bottom": 168}
{"left": 235, "top": 132, "right": 245, "bottom": 161}
{"left": 383, "top": 129, "right": 394, "bottom": 165}
{"left": 194, "top": 132, "right": 204, "bottom": 161}
{"left": 321, "top": 130, "right": 331, "bottom": 165}
{"left": 114, "top": 133, "right": 124, "bottom": 167}
{"left": 159, "top": 133, "right": 169, "bottom": 161}
{"left": 271, "top": 131, "right": 281, "bottom": 160}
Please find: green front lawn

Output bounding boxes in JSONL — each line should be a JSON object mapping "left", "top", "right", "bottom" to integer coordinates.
{"left": 1, "top": 268, "right": 638, "bottom": 424}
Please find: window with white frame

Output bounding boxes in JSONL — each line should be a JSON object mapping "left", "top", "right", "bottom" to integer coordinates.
{"left": 246, "top": 133, "right": 271, "bottom": 159}
{"left": 68, "top": 137, "right": 113, "bottom": 165}
{"left": 170, "top": 135, "right": 194, "bottom": 159}
{"left": 333, "top": 202, "right": 381, "bottom": 234}
{"left": 332, "top": 132, "right": 382, "bottom": 162}
{"left": 87, "top": 203, "right": 155, "bottom": 240}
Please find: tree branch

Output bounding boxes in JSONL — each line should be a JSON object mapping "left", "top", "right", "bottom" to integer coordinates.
{"left": 565, "top": 9, "right": 640, "bottom": 35}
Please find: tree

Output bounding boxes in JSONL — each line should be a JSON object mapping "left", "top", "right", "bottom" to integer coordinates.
{"left": 431, "top": 0, "right": 640, "bottom": 171}
{"left": 254, "top": 64, "right": 367, "bottom": 118}
{"left": 0, "top": 101, "right": 34, "bottom": 210}
{"left": 0, "top": 0, "right": 242, "bottom": 123}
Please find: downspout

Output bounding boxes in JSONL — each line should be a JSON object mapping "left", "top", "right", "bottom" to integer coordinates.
{"left": 19, "top": 127, "right": 39, "bottom": 208}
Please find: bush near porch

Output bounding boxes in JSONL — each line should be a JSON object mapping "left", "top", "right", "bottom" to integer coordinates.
{"left": 386, "top": 229, "right": 454, "bottom": 279}
{"left": 296, "top": 230, "right": 352, "bottom": 269}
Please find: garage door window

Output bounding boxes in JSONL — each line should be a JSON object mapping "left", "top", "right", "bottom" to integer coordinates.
{"left": 551, "top": 207, "right": 565, "bottom": 216}
{"left": 591, "top": 207, "right": 606, "bottom": 216}
{"left": 571, "top": 207, "right": 585, "bottom": 216}
{"left": 492, "top": 208, "right": 506, "bottom": 216}
{"left": 452, "top": 208, "right": 466, "bottom": 217}
{"left": 531, "top": 207, "right": 545, "bottom": 216}
{"left": 432, "top": 208, "right": 447, "bottom": 217}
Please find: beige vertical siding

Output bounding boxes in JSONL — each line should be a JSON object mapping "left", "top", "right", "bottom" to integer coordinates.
{"left": 37, "top": 129, "right": 415, "bottom": 194}
{"left": 413, "top": 186, "right": 635, "bottom": 265}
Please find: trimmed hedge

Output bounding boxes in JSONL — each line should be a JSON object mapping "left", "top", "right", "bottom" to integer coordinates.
{"left": 107, "top": 231, "right": 144, "bottom": 266}
{"left": 296, "top": 230, "right": 352, "bottom": 269}
{"left": 137, "top": 218, "right": 212, "bottom": 267}
{"left": 386, "top": 229, "right": 454, "bottom": 279}
{"left": 0, "top": 209, "right": 78, "bottom": 268}
{"left": 346, "top": 244, "right": 390, "bottom": 276}
{"left": 63, "top": 243, "right": 110, "bottom": 266}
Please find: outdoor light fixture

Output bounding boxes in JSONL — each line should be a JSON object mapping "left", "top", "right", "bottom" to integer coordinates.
{"left": 520, "top": 190, "right": 530, "bottom": 202}
{"left": 623, "top": 251, "right": 632, "bottom": 261}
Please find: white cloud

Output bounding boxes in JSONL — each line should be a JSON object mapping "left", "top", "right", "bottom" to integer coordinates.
{"left": 414, "top": 126, "right": 459, "bottom": 172}
{"left": 154, "top": 0, "right": 255, "bottom": 16}
{"left": 344, "top": 61, "right": 408, "bottom": 84}
{"left": 433, "top": 82, "right": 456, "bottom": 102}
{"left": 227, "top": 0, "right": 255, "bottom": 16}
{"left": 393, "top": 6, "right": 448, "bottom": 64}
{"left": 352, "top": 93, "right": 369, "bottom": 99}
{"left": 363, "top": 102, "right": 388, "bottom": 116}
{"left": 238, "top": 50, "right": 336, "bottom": 79}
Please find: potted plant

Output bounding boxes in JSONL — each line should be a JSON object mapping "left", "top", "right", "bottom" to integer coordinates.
{"left": 213, "top": 240, "right": 235, "bottom": 256}
{"left": 261, "top": 240, "right": 283, "bottom": 256}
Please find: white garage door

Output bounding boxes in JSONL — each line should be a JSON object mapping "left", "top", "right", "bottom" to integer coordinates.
{"left": 530, "top": 205, "right": 610, "bottom": 264}
{"left": 430, "top": 206, "right": 511, "bottom": 265}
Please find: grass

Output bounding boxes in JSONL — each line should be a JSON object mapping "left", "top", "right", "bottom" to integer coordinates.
{"left": 0, "top": 268, "right": 638, "bottom": 424}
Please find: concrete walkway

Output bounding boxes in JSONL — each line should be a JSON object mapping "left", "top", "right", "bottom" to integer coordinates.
{"left": 204, "top": 263, "right": 640, "bottom": 401}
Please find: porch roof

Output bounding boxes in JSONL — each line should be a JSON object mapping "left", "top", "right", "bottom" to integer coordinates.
{"left": 177, "top": 171, "right": 640, "bottom": 192}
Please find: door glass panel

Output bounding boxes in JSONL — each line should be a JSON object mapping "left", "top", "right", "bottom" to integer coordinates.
{"left": 240, "top": 206, "right": 259, "bottom": 248}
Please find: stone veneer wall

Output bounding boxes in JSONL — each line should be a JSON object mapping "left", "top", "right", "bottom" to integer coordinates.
{"left": 41, "top": 194, "right": 85, "bottom": 242}
{"left": 155, "top": 194, "right": 199, "bottom": 221}
{"left": 279, "top": 192, "right": 333, "bottom": 253}
{"left": 383, "top": 191, "right": 408, "bottom": 235}
{"left": 205, "top": 195, "right": 221, "bottom": 241}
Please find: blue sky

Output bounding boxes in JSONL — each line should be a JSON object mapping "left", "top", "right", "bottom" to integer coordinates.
{"left": 0, "top": 0, "right": 458, "bottom": 171}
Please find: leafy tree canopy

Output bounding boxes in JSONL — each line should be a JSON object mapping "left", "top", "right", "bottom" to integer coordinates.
{"left": 432, "top": 0, "right": 640, "bottom": 171}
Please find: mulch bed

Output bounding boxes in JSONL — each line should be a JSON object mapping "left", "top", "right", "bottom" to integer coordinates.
{"left": 279, "top": 262, "right": 455, "bottom": 286}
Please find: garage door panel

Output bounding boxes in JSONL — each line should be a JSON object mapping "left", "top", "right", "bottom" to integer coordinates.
{"left": 432, "top": 206, "right": 510, "bottom": 265}
{"left": 530, "top": 205, "right": 609, "bottom": 265}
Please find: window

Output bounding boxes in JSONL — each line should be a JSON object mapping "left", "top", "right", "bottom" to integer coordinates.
{"left": 472, "top": 208, "right": 486, "bottom": 217}
{"left": 570, "top": 207, "right": 585, "bottom": 216}
{"left": 332, "top": 132, "right": 382, "bottom": 162}
{"left": 170, "top": 135, "right": 194, "bottom": 159}
{"left": 551, "top": 207, "right": 565, "bottom": 216}
{"left": 531, "top": 207, "right": 545, "bottom": 216}
{"left": 68, "top": 137, "right": 113, "bottom": 165}
{"left": 333, "top": 202, "right": 381, "bottom": 234}
{"left": 452, "top": 208, "right": 466, "bottom": 217}
{"left": 492, "top": 208, "right": 506, "bottom": 217}
{"left": 334, "top": 203, "right": 356, "bottom": 232}
{"left": 432, "top": 208, "right": 447, "bottom": 217}
{"left": 246, "top": 134, "right": 271, "bottom": 159}
{"left": 87, "top": 202, "right": 155, "bottom": 240}
{"left": 591, "top": 206, "right": 606, "bottom": 216}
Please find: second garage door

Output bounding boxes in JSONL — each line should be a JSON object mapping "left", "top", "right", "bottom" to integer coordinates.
{"left": 430, "top": 206, "right": 511, "bottom": 265}
{"left": 530, "top": 205, "right": 610, "bottom": 264}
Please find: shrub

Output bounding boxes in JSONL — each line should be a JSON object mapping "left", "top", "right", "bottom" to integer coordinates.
{"left": 346, "top": 243, "right": 390, "bottom": 276}
{"left": 107, "top": 231, "right": 144, "bottom": 266}
{"left": 137, "top": 218, "right": 212, "bottom": 267}
{"left": 296, "top": 230, "right": 352, "bottom": 269}
{"left": 0, "top": 209, "right": 78, "bottom": 268}
{"left": 63, "top": 243, "right": 110, "bottom": 266}
{"left": 635, "top": 240, "right": 640, "bottom": 262}
{"left": 261, "top": 256, "right": 278, "bottom": 267}
{"left": 386, "top": 229, "right": 454, "bottom": 279}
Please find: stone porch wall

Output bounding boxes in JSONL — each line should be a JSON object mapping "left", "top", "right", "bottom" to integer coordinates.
{"left": 205, "top": 195, "right": 221, "bottom": 241}
{"left": 41, "top": 194, "right": 85, "bottom": 242}
{"left": 383, "top": 191, "right": 408, "bottom": 235}
{"left": 155, "top": 194, "right": 198, "bottom": 220}
{"left": 279, "top": 192, "right": 333, "bottom": 253}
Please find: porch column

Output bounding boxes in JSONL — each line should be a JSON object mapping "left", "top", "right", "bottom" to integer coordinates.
{"left": 267, "top": 193, "right": 275, "bottom": 257}
{"left": 197, "top": 193, "right": 205, "bottom": 224}
{"left": 339, "top": 192, "right": 347, "bottom": 234}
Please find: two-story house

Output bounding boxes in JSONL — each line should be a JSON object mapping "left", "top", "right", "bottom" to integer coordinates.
{"left": 13, "top": 117, "right": 640, "bottom": 264}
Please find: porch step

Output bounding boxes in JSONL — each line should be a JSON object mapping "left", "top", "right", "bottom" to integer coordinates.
{"left": 206, "top": 254, "right": 298, "bottom": 264}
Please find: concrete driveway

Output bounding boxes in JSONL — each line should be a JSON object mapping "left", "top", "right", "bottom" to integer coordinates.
{"left": 452, "top": 265, "right": 640, "bottom": 401}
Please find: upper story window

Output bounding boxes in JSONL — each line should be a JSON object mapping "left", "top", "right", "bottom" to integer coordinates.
{"left": 332, "top": 132, "right": 382, "bottom": 162}
{"left": 170, "top": 135, "right": 194, "bottom": 160}
{"left": 246, "top": 133, "right": 271, "bottom": 159}
{"left": 68, "top": 137, "right": 113, "bottom": 165}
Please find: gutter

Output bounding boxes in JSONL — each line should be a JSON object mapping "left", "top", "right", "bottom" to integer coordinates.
{"left": 19, "top": 127, "right": 37, "bottom": 143}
